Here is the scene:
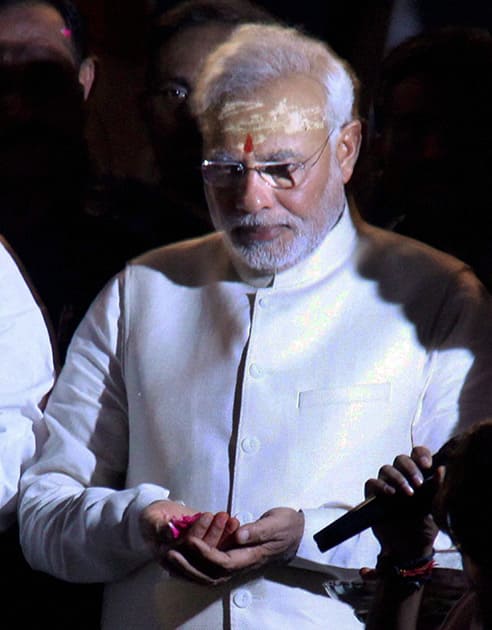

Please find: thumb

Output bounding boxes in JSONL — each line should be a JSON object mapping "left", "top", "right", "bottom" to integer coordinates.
{"left": 236, "top": 526, "right": 252, "bottom": 545}
{"left": 235, "top": 512, "right": 275, "bottom": 545}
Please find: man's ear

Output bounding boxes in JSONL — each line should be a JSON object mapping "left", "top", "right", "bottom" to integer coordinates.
{"left": 78, "top": 56, "right": 96, "bottom": 100}
{"left": 335, "top": 119, "right": 362, "bottom": 183}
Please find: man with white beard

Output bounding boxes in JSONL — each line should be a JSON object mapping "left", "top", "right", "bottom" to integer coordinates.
{"left": 19, "top": 23, "right": 492, "bottom": 629}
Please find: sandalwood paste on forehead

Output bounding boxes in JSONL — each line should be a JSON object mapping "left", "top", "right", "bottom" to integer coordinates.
{"left": 218, "top": 98, "right": 327, "bottom": 144}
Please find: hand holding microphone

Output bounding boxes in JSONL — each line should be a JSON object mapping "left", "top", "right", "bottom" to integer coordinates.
{"left": 314, "top": 437, "right": 459, "bottom": 553}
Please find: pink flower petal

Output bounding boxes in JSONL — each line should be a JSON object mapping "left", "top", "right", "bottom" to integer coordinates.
{"left": 168, "top": 512, "right": 203, "bottom": 538}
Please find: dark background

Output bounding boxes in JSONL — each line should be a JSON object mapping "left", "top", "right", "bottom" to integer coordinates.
{"left": 75, "top": 0, "right": 492, "bottom": 181}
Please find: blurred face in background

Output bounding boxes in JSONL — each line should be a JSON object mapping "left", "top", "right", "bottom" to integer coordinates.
{"left": 0, "top": 2, "right": 94, "bottom": 97}
{"left": 0, "top": 2, "right": 75, "bottom": 64}
{"left": 377, "top": 70, "right": 492, "bottom": 227}
{"left": 0, "top": 2, "right": 92, "bottom": 237}
{"left": 144, "top": 21, "right": 233, "bottom": 211}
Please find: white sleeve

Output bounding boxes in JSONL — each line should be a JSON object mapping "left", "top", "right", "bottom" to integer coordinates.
{"left": 19, "top": 273, "right": 168, "bottom": 583}
{"left": 0, "top": 241, "right": 55, "bottom": 531}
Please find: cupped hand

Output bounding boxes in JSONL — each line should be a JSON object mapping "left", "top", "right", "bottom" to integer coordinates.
{"left": 166, "top": 507, "right": 304, "bottom": 585}
{"left": 139, "top": 500, "right": 199, "bottom": 560}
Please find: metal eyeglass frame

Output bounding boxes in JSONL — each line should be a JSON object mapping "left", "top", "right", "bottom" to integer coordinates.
{"left": 201, "top": 129, "right": 334, "bottom": 190}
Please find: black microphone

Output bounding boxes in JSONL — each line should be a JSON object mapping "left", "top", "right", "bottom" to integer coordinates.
{"left": 313, "top": 438, "right": 458, "bottom": 553}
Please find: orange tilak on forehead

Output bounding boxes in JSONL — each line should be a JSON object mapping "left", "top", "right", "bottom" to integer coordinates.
{"left": 243, "top": 133, "right": 254, "bottom": 154}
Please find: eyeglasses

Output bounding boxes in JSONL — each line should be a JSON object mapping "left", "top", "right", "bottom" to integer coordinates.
{"left": 201, "top": 131, "right": 333, "bottom": 190}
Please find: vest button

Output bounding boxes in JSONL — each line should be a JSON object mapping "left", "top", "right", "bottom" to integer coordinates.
{"left": 249, "top": 363, "right": 263, "bottom": 378}
{"left": 241, "top": 436, "right": 260, "bottom": 454}
{"left": 233, "top": 589, "right": 252, "bottom": 608}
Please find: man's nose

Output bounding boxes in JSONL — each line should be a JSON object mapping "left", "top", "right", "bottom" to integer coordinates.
{"left": 236, "top": 170, "right": 274, "bottom": 214}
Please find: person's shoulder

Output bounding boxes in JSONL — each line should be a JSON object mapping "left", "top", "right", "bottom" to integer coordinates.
{"left": 358, "top": 220, "right": 468, "bottom": 275}
{"left": 127, "top": 232, "right": 229, "bottom": 286}
{"left": 0, "top": 235, "right": 53, "bottom": 353}
{"left": 0, "top": 235, "right": 17, "bottom": 268}
{"left": 0, "top": 235, "right": 40, "bottom": 300}
{"left": 354, "top": 220, "right": 487, "bottom": 310}
{"left": 132, "top": 232, "right": 221, "bottom": 265}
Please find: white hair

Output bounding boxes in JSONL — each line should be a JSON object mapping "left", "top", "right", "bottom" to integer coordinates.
{"left": 192, "top": 23, "right": 359, "bottom": 134}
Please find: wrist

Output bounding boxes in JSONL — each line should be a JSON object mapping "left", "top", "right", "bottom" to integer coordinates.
{"left": 378, "top": 544, "right": 435, "bottom": 565}
{"left": 375, "top": 550, "right": 435, "bottom": 594}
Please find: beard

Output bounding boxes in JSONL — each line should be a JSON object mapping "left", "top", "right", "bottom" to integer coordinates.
{"left": 210, "top": 156, "right": 346, "bottom": 274}
{"left": 224, "top": 211, "right": 330, "bottom": 273}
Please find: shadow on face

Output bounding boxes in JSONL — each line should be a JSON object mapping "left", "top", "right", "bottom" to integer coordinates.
{"left": 143, "top": 21, "right": 234, "bottom": 210}
{"left": 0, "top": 56, "right": 88, "bottom": 245}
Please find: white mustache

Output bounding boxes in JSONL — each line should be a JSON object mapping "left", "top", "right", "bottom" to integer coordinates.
{"left": 225, "top": 213, "right": 298, "bottom": 230}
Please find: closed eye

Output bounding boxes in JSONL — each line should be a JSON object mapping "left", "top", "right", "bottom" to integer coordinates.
{"left": 260, "top": 162, "right": 303, "bottom": 186}
{"left": 212, "top": 162, "right": 244, "bottom": 176}
{"left": 261, "top": 162, "right": 301, "bottom": 177}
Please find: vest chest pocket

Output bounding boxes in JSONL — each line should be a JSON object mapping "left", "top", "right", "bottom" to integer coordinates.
{"left": 298, "top": 383, "right": 392, "bottom": 409}
{"left": 289, "top": 382, "right": 394, "bottom": 503}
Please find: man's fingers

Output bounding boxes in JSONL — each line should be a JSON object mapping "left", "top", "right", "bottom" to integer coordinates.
{"left": 393, "top": 448, "right": 433, "bottom": 487}
{"left": 234, "top": 508, "right": 290, "bottom": 546}
{"left": 365, "top": 477, "right": 395, "bottom": 498}
{"left": 370, "top": 448, "right": 435, "bottom": 499}
{"left": 166, "top": 543, "right": 236, "bottom": 585}
{"left": 166, "top": 548, "right": 227, "bottom": 585}
{"left": 189, "top": 537, "right": 261, "bottom": 572}
{"left": 185, "top": 512, "right": 214, "bottom": 539}
{"left": 234, "top": 513, "right": 284, "bottom": 547}
{"left": 140, "top": 501, "right": 199, "bottom": 549}
{"left": 379, "top": 461, "right": 421, "bottom": 495}
{"left": 411, "top": 445, "right": 433, "bottom": 469}
{"left": 232, "top": 508, "right": 304, "bottom": 567}
{"left": 200, "top": 512, "right": 230, "bottom": 547}
{"left": 183, "top": 512, "right": 238, "bottom": 548}
{"left": 218, "top": 516, "right": 240, "bottom": 549}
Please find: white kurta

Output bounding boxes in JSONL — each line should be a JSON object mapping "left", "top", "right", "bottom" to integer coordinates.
{"left": 19, "top": 209, "right": 492, "bottom": 628}
{"left": 0, "top": 239, "right": 55, "bottom": 531}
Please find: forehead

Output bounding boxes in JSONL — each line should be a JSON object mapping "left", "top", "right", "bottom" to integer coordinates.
{"left": 205, "top": 74, "right": 328, "bottom": 151}
{"left": 156, "top": 22, "right": 233, "bottom": 85}
{"left": 0, "top": 4, "right": 75, "bottom": 65}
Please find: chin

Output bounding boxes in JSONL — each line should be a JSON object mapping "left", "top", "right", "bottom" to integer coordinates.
{"left": 230, "top": 236, "right": 313, "bottom": 275}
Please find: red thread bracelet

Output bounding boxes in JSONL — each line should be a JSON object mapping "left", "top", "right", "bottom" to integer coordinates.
{"left": 398, "top": 559, "right": 436, "bottom": 578}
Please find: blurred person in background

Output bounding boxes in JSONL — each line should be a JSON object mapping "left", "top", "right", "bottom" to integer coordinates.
{"left": 0, "top": 0, "right": 96, "bottom": 357}
{"left": 0, "top": 2, "right": 105, "bottom": 625}
{"left": 353, "top": 27, "right": 492, "bottom": 291}
{"left": 365, "top": 420, "right": 492, "bottom": 629}
{"left": 136, "top": 0, "right": 280, "bottom": 247}
{"left": 0, "top": 0, "right": 151, "bottom": 360}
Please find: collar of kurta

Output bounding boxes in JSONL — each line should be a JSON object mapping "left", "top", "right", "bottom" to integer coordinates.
{"left": 231, "top": 202, "right": 358, "bottom": 290}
